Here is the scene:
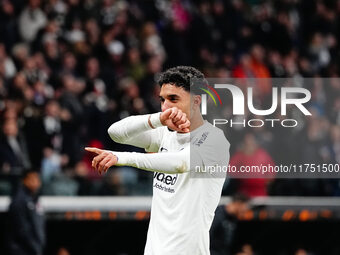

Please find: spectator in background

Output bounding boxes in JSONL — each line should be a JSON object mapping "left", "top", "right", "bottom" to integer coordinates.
{"left": 0, "top": 0, "right": 18, "bottom": 49}
{"left": 7, "top": 169, "right": 45, "bottom": 255}
{"left": 0, "top": 43, "right": 16, "bottom": 79}
{"left": 232, "top": 54, "right": 255, "bottom": 79}
{"left": 8, "top": 72, "right": 29, "bottom": 100}
{"left": 139, "top": 56, "right": 163, "bottom": 111}
{"left": 210, "top": 194, "right": 250, "bottom": 255}
{"left": 11, "top": 43, "right": 30, "bottom": 71}
{"left": 118, "top": 77, "right": 147, "bottom": 116}
{"left": 141, "top": 22, "right": 166, "bottom": 62}
{"left": 0, "top": 118, "right": 31, "bottom": 175}
{"left": 228, "top": 132, "right": 275, "bottom": 197}
{"left": 308, "top": 32, "right": 332, "bottom": 73}
{"left": 59, "top": 74, "right": 85, "bottom": 165}
{"left": 42, "top": 38, "right": 60, "bottom": 74}
{"left": 83, "top": 58, "right": 110, "bottom": 142}
{"left": 41, "top": 147, "right": 68, "bottom": 184}
{"left": 42, "top": 100, "right": 63, "bottom": 151}
{"left": 126, "top": 47, "right": 146, "bottom": 83}
{"left": 59, "top": 52, "right": 78, "bottom": 77}
{"left": 84, "top": 57, "right": 102, "bottom": 94}
{"left": 23, "top": 99, "right": 63, "bottom": 168}
{"left": 106, "top": 40, "right": 126, "bottom": 78}
{"left": 18, "top": 0, "right": 47, "bottom": 42}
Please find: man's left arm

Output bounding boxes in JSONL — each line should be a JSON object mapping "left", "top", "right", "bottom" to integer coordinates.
{"left": 85, "top": 129, "right": 230, "bottom": 176}
{"left": 85, "top": 147, "right": 190, "bottom": 174}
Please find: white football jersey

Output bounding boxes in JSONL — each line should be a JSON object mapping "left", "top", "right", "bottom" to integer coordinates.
{"left": 108, "top": 114, "right": 230, "bottom": 255}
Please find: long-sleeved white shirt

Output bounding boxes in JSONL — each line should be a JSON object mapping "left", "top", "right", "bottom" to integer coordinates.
{"left": 108, "top": 113, "right": 230, "bottom": 255}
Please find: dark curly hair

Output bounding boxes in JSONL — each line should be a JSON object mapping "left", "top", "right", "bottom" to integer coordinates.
{"left": 157, "top": 66, "right": 206, "bottom": 94}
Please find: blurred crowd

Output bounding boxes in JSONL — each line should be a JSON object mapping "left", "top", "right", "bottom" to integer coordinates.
{"left": 0, "top": 0, "right": 339, "bottom": 197}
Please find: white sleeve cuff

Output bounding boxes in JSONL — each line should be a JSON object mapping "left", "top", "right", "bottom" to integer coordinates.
{"left": 149, "top": 112, "right": 163, "bottom": 129}
{"left": 108, "top": 151, "right": 129, "bottom": 166}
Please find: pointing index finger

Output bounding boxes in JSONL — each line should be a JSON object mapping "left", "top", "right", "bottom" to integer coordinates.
{"left": 85, "top": 147, "right": 103, "bottom": 155}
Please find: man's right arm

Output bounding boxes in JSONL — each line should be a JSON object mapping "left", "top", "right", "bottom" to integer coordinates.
{"left": 108, "top": 108, "right": 190, "bottom": 151}
{"left": 108, "top": 113, "right": 163, "bottom": 151}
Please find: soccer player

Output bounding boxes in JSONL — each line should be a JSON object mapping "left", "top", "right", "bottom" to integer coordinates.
{"left": 86, "top": 66, "right": 230, "bottom": 255}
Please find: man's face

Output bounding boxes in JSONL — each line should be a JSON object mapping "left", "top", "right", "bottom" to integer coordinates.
{"left": 159, "top": 84, "right": 200, "bottom": 120}
{"left": 3, "top": 120, "right": 18, "bottom": 137}
{"left": 23, "top": 172, "right": 41, "bottom": 194}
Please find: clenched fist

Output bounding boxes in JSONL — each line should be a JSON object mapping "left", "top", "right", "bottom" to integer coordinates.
{"left": 160, "top": 107, "right": 190, "bottom": 133}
